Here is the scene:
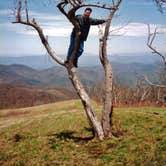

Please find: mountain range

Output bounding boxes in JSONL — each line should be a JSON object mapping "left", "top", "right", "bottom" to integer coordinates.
{"left": 0, "top": 53, "right": 162, "bottom": 69}
{"left": 0, "top": 54, "right": 164, "bottom": 108}
{"left": 0, "top": 62, "right": 162, "bottom": 88}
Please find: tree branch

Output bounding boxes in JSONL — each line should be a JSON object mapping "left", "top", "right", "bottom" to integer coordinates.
{"left": 79, "top": 3, "right": 117, "bottom": 10}
{"left": 143, "top": 75, "right": 166, "bottom": 88}
{"left": 108, "top": 22, "right": 129, "bottom": 38}
{"left": 25, "top": 0, "right": 29, "bottom": 22}
{"left": 154, "top": 0, "right": 166, "bottom": 13}
{"left": 13, "top": 19, "right": 65, "bottom": 66}
{"left": 13, "top": 0, "right": 64, "bottom": 66}
{"left": 147, "top": 24, "right": 166, "bottom": 68}
{"left": 56, "top": 0, "right": 69, "bottom": 18}
{"left": 17, "top": 0, "right": 22, "bottom": 22}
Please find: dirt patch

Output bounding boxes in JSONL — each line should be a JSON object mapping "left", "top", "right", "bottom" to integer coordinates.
{"left": 1, "top": 110, "right": 30, "bottom": 118}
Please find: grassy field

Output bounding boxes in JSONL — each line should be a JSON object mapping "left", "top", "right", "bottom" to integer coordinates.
{"left": 0, "top": 100, "right": 166, "bottom": 165}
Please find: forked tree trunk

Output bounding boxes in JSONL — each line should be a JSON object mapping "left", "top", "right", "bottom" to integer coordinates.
{"left": 65, "top": 20, "right": 104, "bottom": 140}
{"left": 14, "top": 0, "right": 121, "bottom": 141}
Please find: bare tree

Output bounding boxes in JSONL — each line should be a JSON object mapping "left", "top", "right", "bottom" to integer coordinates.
{"left": 145, "top": 24, "right": 166, "bottom": 95}
{"left": 13, "top": 0, "right": 121, "bottom": 140}
{"left": 147, "top": 24, "right": 166, "bottom": 68}
{"left": 154, "top": 0, "right": 166, "bottom": 12}
{"left": 98, "top": 0, "right": 122, "bottom": 137}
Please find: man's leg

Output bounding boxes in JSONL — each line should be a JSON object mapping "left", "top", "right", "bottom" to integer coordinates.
{"left": 67, "top": 33, "right": 75, "bottom": 60}
{"left": 77, "top": 40, "right": 84, "bottom": 58}
{"left": 74, "top": 40, "right": 84, "bottom": 67}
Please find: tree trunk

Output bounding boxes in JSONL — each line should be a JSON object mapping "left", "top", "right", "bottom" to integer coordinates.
{"left": 102, "top": 61, "right": 114, "bottom": 137}
{"left": 99, "top": 38, "right": 114, "bottom": 138}
{"left": 67, "top": 66, "right": 104, "bottom": 140}
{"left": 98, "top": 0, "right": 122, "bottom": 137}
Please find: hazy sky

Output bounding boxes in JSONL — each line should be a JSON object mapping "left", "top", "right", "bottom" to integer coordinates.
{"left": 0, "top": 0, "right": 165, "bottom": 57}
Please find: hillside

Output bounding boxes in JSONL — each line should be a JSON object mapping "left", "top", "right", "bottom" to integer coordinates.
{"left": 0, "top": 63, "right": 164, "bottom": 109}
{"left": 0, "top": 84, "right": 78, "bottom": 109}
{"left": 0, "top": 63, "right": 162, "bottom": 88}
{"left": 0, "top": 64, "right": 42, "bottom": 86}
{"left": 0, "top": 100, "right": 166, "bottom": 165}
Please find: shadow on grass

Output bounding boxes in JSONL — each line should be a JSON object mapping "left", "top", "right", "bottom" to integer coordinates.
{"left": 48, "top": 127, "right": 94, "bottom": 143}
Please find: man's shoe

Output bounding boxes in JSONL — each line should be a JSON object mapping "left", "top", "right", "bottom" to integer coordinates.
{"left": 73, "top": 60, "right": 78, "bottom": 68}
{"left": 64, "top": 59, "right": 68, "bottom": 64}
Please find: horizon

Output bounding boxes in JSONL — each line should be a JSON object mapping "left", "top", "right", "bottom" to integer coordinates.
{"left": 0, "top": 52, "right": 163, "bottom": 70}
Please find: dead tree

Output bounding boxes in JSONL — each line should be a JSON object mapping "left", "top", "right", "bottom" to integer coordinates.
{"left": 147, "top": 24, "right": 166, "bottom": 68}
{"left": 154, "top": 0, "right": 166, "bottom": 12}
{"left": 145, "top": 24, "right": 166, "bottom": 94}
{"left": 13, "top": 0, "right": 121, "bottom": 140}
{"left": 98, "top": 0, "right": 122, "bottom": 137}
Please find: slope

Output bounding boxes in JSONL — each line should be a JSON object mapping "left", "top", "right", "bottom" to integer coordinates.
{"left": 0, "top": 100, "right": 165, "bottom": 165}
{"left": 0, "top": 84, "right": 78, "bottom": 109}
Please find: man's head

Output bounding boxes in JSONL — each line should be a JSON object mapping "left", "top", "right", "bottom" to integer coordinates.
{"left": 84, "top": 8, "right": 92, "bottom": 18}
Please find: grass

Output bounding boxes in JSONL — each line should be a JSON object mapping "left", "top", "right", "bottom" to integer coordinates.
{"left": 0, "top": 100, "right": 166, "bottom": 165}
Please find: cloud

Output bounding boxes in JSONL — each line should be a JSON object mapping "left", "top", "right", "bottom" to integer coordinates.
{"left": 2, "top": 21, "right": 165, "bottom": 38}
{"left": 28, "top": 11, "right": 68, "bottom": 22}
{"left": 1, "top": 8, "right": 166, "bottom": 38}
{"left": 22, "top": 22, "right": 166, "bottom": 38}
{"left": 25, "top": 27, "right": 72, "bottom": 37}
{"left": 110, "top": 23, "right": 166, "bottom": 37}
{"left": 128, "top": 1, "right": 154, "bottom": 6}
{"left": 0, "top": 9, "right": 11, "bottom": 15}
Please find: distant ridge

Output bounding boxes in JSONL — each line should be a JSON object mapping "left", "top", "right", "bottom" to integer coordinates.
{"left": 0, "top": 53, "right": 161, "bottom": 69}
{"left": 0, "top": 63, "right": 162, "bottom": 88}
{"left": 0, "top": 63, "right": 164, "bottom": 109}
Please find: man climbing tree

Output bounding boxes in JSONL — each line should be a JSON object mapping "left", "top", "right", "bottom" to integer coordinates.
{"left": 66, "top": 7, "right": 106, "bottom": 67}
{"left": 13, "top": 0, "right": 121, "bottom": 140}
{"left": 13, "top": 0, "right": 165, "bottom": 140}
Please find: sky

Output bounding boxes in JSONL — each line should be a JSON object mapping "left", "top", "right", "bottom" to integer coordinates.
{"left": 0, "top": 0, "right": 166, "bottom": 57}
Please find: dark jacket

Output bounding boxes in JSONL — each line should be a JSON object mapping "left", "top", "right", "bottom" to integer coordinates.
{"left": 72, "top": 15, "right": 106, "bottom": 41}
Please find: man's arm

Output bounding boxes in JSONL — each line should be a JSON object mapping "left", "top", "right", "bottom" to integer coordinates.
{"left": 90, "top": 18, "right": 106, "bottom": 25}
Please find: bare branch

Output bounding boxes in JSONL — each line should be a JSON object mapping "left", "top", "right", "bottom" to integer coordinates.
{"left": 108, "top": 21, "right": 129, "bottom": 37}
{"left": 25, "top": 0, "right": 29, "bottom": 22}
{"left": 147, "top": 24, "right": 166, "bottom": 68}
{"left": 56, "top": 0, "right": 69, "bottom": 18}
{"left": 112, "top": 0, "right": 115, "bottom": 6}
{"left": 79, "top": 3, "right": 117, "bottom": 10}
{"left": 149, "top": 27, "right": 157, "bottom": 46}
{"left": 103, "top": 0, "right": 122, "bottom": 39}
{"left": 154, "top": 0, "right": 166, "bottom": 13}
{"left": 143, "top": 75, "right": 166, "bottom": 88}
{"left": 17, "top": 0, "right": 21, "bottom": 22}
{"left": 98, "top": 25, "right": 104, "bottom": 64}
{"left": 14, "top": 20, "right": 65, "bottom": 66}
{"left": 13, "top": 0, "right": 64, "bottom": 66}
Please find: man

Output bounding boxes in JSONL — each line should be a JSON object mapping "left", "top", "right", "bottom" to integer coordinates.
{"left": 66, "top": 7, "right": 106, "bottom": 67}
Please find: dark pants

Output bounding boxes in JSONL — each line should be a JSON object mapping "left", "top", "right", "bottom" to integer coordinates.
{"left": 67, "top": 33, "right": 84, "bottom": 60}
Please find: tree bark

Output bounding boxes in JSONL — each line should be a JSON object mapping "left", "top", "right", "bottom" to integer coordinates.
{"left": 99, "top": 0, "right": 122, "bottom": 137}
{"left": 67, "top": 66, "right": 104, "bottom": 140}
{"left": 13, "top": 0, "right": 122, "bottom": 140}
{"left": 99, "top": 37, "right": 114, "bottom": 138}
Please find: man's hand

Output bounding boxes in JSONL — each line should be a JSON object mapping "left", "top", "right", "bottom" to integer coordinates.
{"left": 105, "top": 18, "right": 111, "bottom": 22}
